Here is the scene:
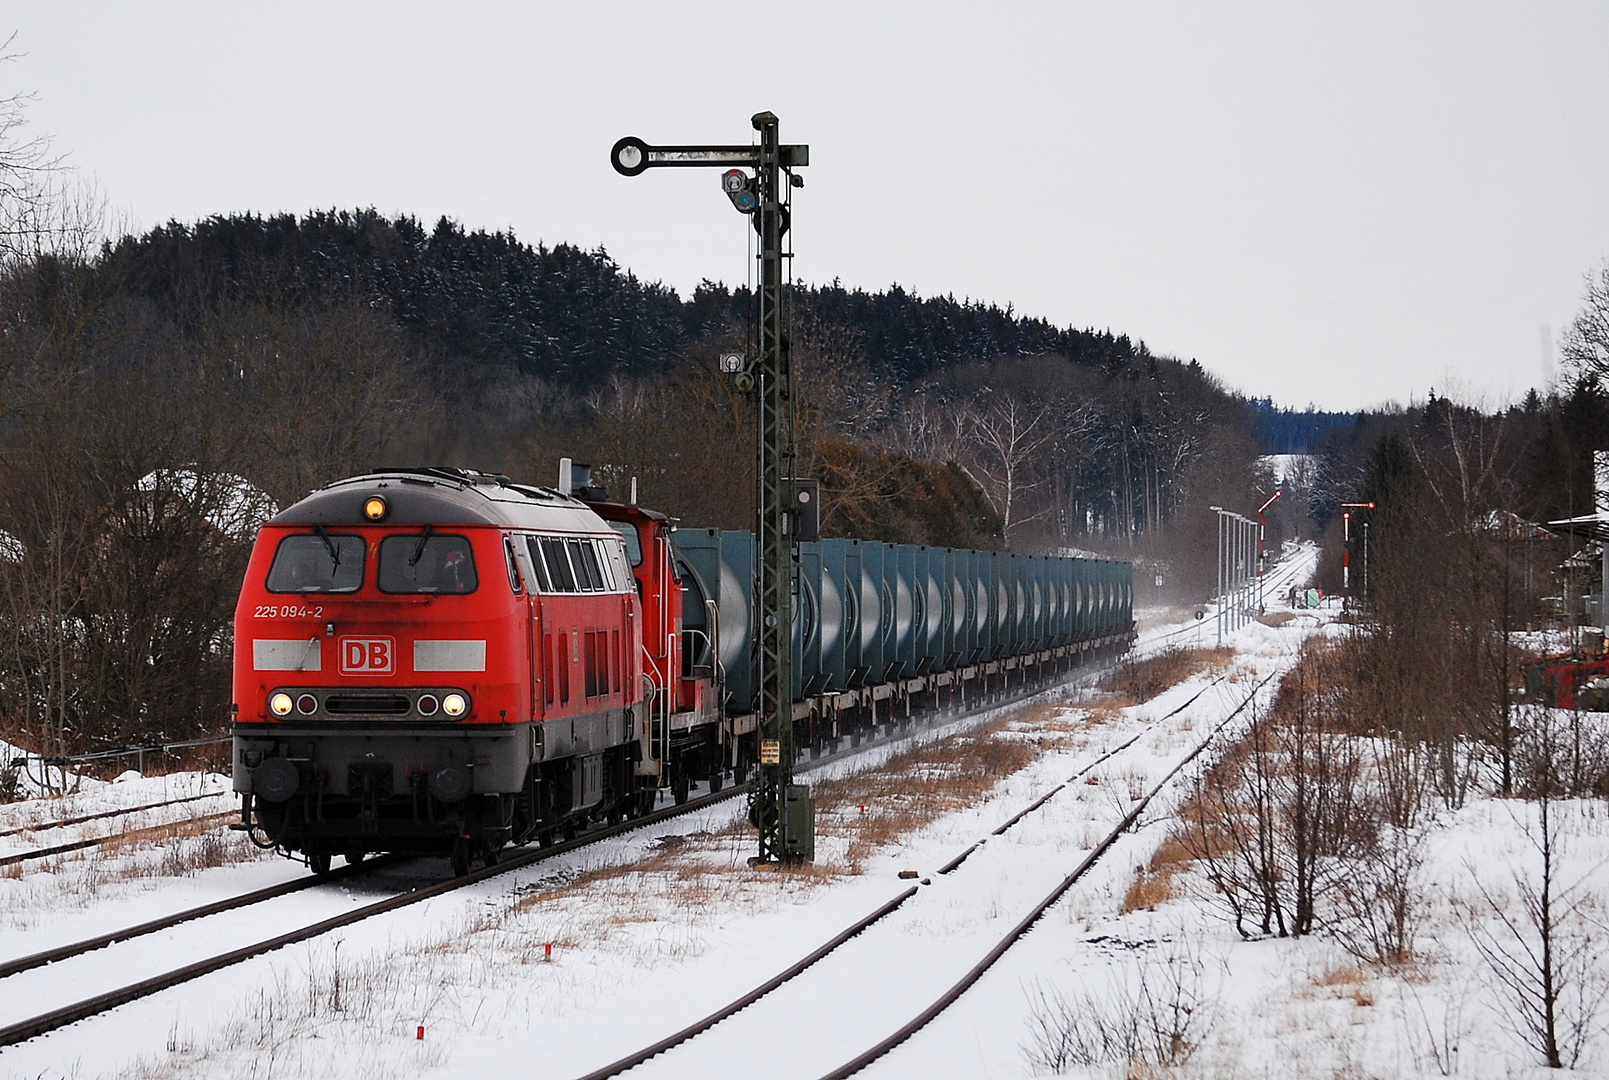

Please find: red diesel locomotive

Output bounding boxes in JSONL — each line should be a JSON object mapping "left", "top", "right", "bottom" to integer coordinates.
{"left": 233, "top": 466, "right": 1137, "bottom": 875}
{"left": 232, "top": 468, "right": 661, "bottom": 874}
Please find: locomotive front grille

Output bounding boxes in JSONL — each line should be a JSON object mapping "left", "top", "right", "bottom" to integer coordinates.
{"left": 324, "top": 694, "right": 415, "bottom": 715}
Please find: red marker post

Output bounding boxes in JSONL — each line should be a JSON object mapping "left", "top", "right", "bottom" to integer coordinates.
{"left": 1339, "top": 502, "right": 1376, "bottom": 599}
{"left": 1342, "top": 512, "right": 1351, "bottom": 592}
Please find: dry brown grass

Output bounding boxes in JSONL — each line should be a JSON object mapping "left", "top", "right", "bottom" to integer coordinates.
{"left": 0, "top": 813, "right": 267, "bottom": 932}
{"left": 510, "top": 700, "right": 1059, "bottom": 919}
{"left": 59, "top": 812, "right": 257, "bottom": 882}
{"left": 1120, "top": 834, "right": 1196, "bottom": 913}
{"left": 512, "top": 649, "right": 1240, "bottom": 959}
{"left": 1304, "top": 964, "right": 1376, "bottom": 1008}
{"left": 1313, "top": 963, "right": 1365, "bottom": 988}
{"left": 1156, "top": 638, "right": 1352, "bottom": 893}
{"left": 94, "top": 811, "right": 232, "bottom": 857}
{"left": 813, "top": 714, "right": 1039, "bottom": 871}
{"left": 1097, "top": 647, "right": 1235, "bottom": 709}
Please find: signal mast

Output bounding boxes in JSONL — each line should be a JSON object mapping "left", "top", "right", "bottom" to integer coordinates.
{"left": 610, "top": 115, "right": 814, "bottom": 864}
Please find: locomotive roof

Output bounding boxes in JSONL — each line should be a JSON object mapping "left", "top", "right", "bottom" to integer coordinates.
{"left": 584, "top": 499, "right": 670, "bottom": 524}
{"left": 268, "top": 468, "right": 611, "bottom": 533}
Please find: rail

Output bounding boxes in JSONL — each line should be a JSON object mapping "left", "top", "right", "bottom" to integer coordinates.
{"left": 565, "top": 666, "right": 1274, "bottom": 1080}
{"left": 0, "top": 624, "right": 1143, "bottom": 1049}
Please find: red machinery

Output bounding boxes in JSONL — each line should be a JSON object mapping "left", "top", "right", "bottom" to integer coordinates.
{"left": 232, "top": 469, "right": 647, "bottom": 874}
{"left": 1523, "top": 652, "right": 1609, "bottom": 711}
{"left": 232, "top": 467, "right": 1140, "bottom": 875}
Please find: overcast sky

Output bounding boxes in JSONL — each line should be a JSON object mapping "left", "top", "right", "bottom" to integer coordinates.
{"left": 5, "top": 2, "right": 1607, "bottom": 411}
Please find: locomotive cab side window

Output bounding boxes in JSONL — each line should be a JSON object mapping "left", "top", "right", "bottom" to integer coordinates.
{"left": 571, "top": 538, "right": 605, "bottom": 591}
{"left": 377, "top": 534, "right": 479, "bottom": 594}
{"left": 522, "top": 535, "right": 630, "bottom": 594}
{"left": 539, "top": 537, "right": 577, "bottom": 591}
{"left": 605, "top": 539, "right": 632, "bottom": 588}
{"left": 265, "top": 533, "right": 365, "bottom": 593}
{"left": 504, "top": 536, "right": 524, "bottom": 593}
{"left": 607, "top": 521, "right": 643, "bottom": 566}
{"left": 523, "top": 537, "right": 553, "bottom": 591}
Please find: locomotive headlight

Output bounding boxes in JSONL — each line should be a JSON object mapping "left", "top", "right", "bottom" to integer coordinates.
{"left": 441, "top": 692, "right": 469, "bottom": 718}
{"left": 363, "top": 496, "right": 388, "bottom": 521}
{"left": 269, "top": 692, "right": 294, "bottom": 717}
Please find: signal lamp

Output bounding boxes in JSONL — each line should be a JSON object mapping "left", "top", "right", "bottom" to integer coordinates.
{"left": 296, "top": 693, "right": 318, "bottom": 715}
{"left": 721, "top": 169, "right": 758, "bottom": 213}
{"left": 269, "top": 692, "right": 294, "bottom": 717}
{"left": 442, "top": 692, "right": 469, "bottom": 717}
{"left": 363, "top": 496, "right": 389, "bottom": 521}
{"left": 416, "top": 693, "right": 440, "bottom": 717}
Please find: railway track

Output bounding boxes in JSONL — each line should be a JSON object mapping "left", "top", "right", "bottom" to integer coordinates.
{"left": 0, "top": 568, "right": 1300, "bottom": 1057}
{"left": 0, "top": 640, "right": 1128, "bottom": 1051}
{"left": 0, "top": 783, "right": 750, "bottom": 1048}
{"left": 935, "top": 669, "right": 1232, "bottom": 876}
{"left": 0, "top": 790, "right": 228, "bottom": 840}
{"left": 0, "top": 550, "right": 1306, "bottom": 881}
{"left": 0, "top": 809, "right": 236, "bottom": 869}
{"left": 817, "top": 670, "right": 1275, "bottom": 1080}
{"left": 569, "top": 665, "right": 1275, "bottom": 1080}
{"left": 1133, "top": 545, "right": 1317, "bottom": 657}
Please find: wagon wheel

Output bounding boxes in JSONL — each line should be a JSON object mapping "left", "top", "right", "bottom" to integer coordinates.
{"left": 308, "top": 851, "right": 332, "bottom": 876}
{"left": 449, "top": 842, "right": 471, "bottom": 877}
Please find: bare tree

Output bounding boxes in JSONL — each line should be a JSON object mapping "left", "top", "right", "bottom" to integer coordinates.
{"left": 1021, "top": 936, "right": 1217, "bottom": 1074}
{"left": 889, "top": 387, "right": 972, "bottom": 465}
{"left": 1465, "top": 706, "right": 1609, "bottom": 1069}
{"left": 964, "top": 392, "right": 1053, "bottom": 548}
{"left": 1560, "top": 260, "right": 1609, "bottom": 384}
{"left": 0, "top": 39, "right": 117, "bottom": 268}
{"left": 1182, "top": 642, "right": 1378, "bottom": 942}
{"left": 0, "top": 37, "right": 63, "bottom": 261}
{"left": 214, "top": 300, "right": 439, "bottom": 505}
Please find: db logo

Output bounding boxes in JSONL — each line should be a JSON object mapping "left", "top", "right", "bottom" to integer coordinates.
{"left": 339, "top": 637, "right": 394, "bottom": 675}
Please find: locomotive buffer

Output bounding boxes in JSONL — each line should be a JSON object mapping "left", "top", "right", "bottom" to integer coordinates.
{"left": 612, "top": 114, "right": 814, "bottom": 864}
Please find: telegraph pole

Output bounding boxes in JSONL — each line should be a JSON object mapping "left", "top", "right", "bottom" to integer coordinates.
{"left": 1211, "top": 506, "right": 1225, "bottom": 645}
{"left": 611, "top": 114, "right": 813, "bottom": 864}
{"left": 1256, "top": 490, "right": 1281, "bottom": 613}
{"left": 1210, "top": 506, "right": 1256, "bottom": 639}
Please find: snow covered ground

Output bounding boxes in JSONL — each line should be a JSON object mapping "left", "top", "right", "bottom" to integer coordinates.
{"left": 0, "top": 764, "right": 236, "bottom": 870}
{"left": 4, "top": 545, "right": 1601, "bottom": 1079}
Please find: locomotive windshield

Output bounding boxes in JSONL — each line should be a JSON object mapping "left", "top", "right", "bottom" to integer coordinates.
{"left": 377, "top": 534, "right": 479, "bottom": 594}
{"left": 265, "top": 533, "right": 365, "bottom": 593}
